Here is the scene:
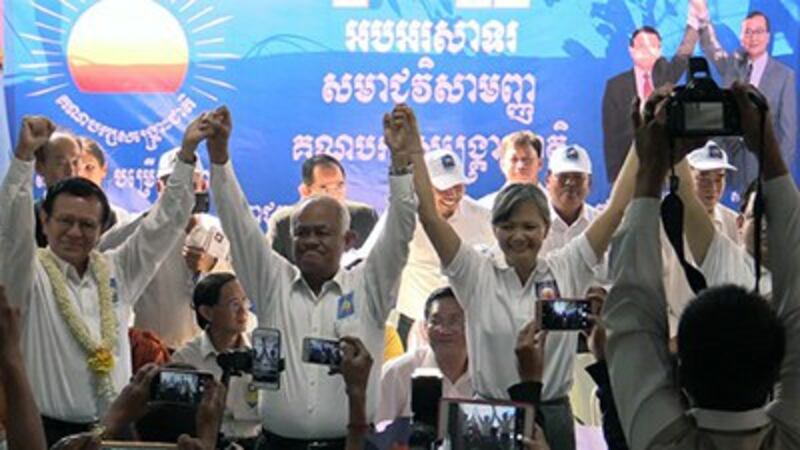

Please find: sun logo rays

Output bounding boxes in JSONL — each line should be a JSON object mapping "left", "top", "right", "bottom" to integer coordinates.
{"left": 21, "top": 0, "right": 238, "bottom": 102}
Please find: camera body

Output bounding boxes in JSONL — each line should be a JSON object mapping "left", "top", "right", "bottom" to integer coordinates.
{"left": 666, "top": 57, "right": 742, "bottom": 137}
{"left": 217, "top": 348, "right": 253, "bottom": 375}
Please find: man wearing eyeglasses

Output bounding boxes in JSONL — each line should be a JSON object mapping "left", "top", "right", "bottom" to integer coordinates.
{"left": 376, "top": 287, "right": 472, "bottom": 423}
{"left": 690, "top": 2, "right": 796, "bottom": 194}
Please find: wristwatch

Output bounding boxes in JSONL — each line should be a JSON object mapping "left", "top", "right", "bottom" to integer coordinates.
{"left": 389, "top": 163, "right": 413, "bottom": 176}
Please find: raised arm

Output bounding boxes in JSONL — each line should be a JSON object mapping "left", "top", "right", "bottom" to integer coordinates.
{"left": 386, "top": 105, "right": 462, "bottom": 266}
{"left": 691, "top": 0, "right": 735, "bottom": 76}
{"left": 0, "top": 116, "right": 55, "bottom": 313}
{"left": 360, "top": 105, "right": 419, "bottom": 322}
{"left": 604, "top": 86, "right": 705, "bottom": 449}
{"left": 731, "top": 83, "right": 800, "bottom": 419}
{"left": 206, "top": 106, "right": 292, "bottom": 314}
{"left": 109, "top": 114, "right": 205, "bottom": 305}
{"left": 676, "top": 158, "right": 716, "bottom": 265}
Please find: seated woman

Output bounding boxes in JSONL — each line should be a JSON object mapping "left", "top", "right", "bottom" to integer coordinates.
{"left": 382, "top": 104, "right": 638, "bottom": 450}
{"left": 172, "top": 273, "right": 260, "bottom": 449}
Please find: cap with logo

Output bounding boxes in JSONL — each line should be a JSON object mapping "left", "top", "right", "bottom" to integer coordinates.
{"left": 687, "top": 141, "right": 737, "bottom": 171}
{"left": 548, "top": 144, "right": 593, "bottom": 175}
{"left": 156, "top": 147, "right": 206, "bottom": 179}
{"left": 425, "top": 149, "right": 469, "bottom": 191}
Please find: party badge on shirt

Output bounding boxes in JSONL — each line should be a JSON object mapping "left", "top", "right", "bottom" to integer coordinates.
{"left": 337, "top": 292, "right": 355, "bottom": 319}
{"left": 109, "top": 277, "right": 120, "bottom": 304}
{"left": 535, "top": 279, "right": 561, "bottom": 300}
{"left": 246, "top": 383, "right": 259, "bottom": 409}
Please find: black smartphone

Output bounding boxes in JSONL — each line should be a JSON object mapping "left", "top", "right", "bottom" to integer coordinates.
{"left": 192, "top": 192, "right": 210, "bottom": 214}
{"left": 149, "top": 369, "right": 214, "bottom": 405}
{"left": 301, "top": 337, "right": 342, "bottom": 367}
{"left": 537, "top": 298, "right": 592, "bottom": 331}
{"left": 252, "top": 328, "right": 281, "bottom": 390}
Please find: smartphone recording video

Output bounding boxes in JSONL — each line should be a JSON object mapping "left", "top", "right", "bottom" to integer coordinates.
{"left": 537, "top": 298, "right": 592, "bottom": 331}
{"left": 252, "top": 328, "right": 281, "bottom": 389}
{"left": 438, "top": 399, "right": 534, "bottom": 450}
{"left": 302, "top": 337, "right": 342, "bottom": 367}
{"left": 149, "top": 369, "right": 213, "bottom": 405}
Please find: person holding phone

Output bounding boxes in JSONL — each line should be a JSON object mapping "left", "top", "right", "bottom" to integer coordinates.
{"left": 401, "top": 103, "right": 639, "bottom": 450}
{"left": 204, "top": 106, "right": 417, "bottom": 448}
{"left": 172, "top": 273, "right": 259, "bottom": 448}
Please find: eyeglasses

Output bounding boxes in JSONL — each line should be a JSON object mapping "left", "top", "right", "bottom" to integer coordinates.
{"left": 427, "top": 316, "right": 465, "bottom": 330}
{"left": 52, "top": 216, "right": 101, "bottom": 234}
{"left": 219, "top": 298, "right": 251, "bottom": 312}
{"left": 743, "top": 28, "right": 768, "bottom": 37}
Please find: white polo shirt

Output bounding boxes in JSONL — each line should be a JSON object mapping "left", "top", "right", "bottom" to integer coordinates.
{"left": 0, "top": 156, "right": 194, "bottom": 422}
{"left": 172, "top": 332, "right": 261, "bottom": 438}
{"left": 376, "top": 346, "right": 473, "bottom": 423}
{"left": 701, "top": 231, "right": 772, "bottom": 295}
{"left": 357, "top": 195, "right": 494, "bottom": 321}
{"left": 211, "top": 161, "right": 417, "bottom": 439}
{"left": 443, "top": 234, "right": 599, "bottom": 401}
{"left": 539, "top": 202, "right": 598, "bottom": 257}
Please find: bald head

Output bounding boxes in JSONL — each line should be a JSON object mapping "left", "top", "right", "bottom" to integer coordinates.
{"left": 289, "top": 195, "right": 354, "bottom": 284}
{"left": 35, "top": 132, "right": 81, "bottom": 187}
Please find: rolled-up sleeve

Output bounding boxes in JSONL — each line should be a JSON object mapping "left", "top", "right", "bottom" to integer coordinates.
{"left": 604, "top": 199, "right": 686, "bottom": 450}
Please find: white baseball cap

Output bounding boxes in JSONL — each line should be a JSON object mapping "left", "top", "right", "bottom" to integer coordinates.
{"left": 548, "top": 144, "right": 592, "bottom": 175}
{"left": 687, "top": 141, "right": 737, "bottom": 171}
{"left": 425, "top": 149, "right": 469, "bottom": 190}
{"left": 156, "top": 147, "right": 205, "bottom": 179}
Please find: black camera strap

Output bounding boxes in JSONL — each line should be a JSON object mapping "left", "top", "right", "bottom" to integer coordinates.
{"left": 661, "top": 165, "right": 708, "bottom": 295}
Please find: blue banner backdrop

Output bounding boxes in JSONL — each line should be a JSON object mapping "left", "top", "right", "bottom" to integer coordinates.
{"left": 5, "top": 0, "right": 799, "bottom": 226}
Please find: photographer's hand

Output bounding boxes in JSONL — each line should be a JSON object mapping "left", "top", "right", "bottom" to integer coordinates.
{"left": 339, "top": 336, "right": 373, "bottom": 450}
{"left": 195, "top": 379, "right": 226, "bottom": 450}
{"left": 732, "top": 82, "right": 788, "bottom": 180}
{"left": 100, "top": 363, "right": 159, "bottom": 439}
{"left": 515, "top": 320, "right": 546, "bottom": 383}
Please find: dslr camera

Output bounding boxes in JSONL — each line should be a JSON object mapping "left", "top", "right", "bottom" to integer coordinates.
{"left": 666, "top": 57, "right": 741, "bottom": 137}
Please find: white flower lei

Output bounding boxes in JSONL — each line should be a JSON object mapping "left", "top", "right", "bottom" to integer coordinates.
{"left": 37, "top": 248, "right": 119, "bottom": 401}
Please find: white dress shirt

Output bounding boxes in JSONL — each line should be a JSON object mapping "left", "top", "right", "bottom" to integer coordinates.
{"left": 172, "top": 332, "right": 261, "bottom": 438}
{"left": 443, "top": 234, "right": 599, "bottom": 401}
{"left": 211, "top": 161, "right": 417, "bottom": 439}
{"left": 357, "top": 195, "right": 494, "bottom": 321}
{"left": 0, "top": 156, "right": 194, "bottom": 422}
{"left": 713, "top": 203, "right": 740, "bottom": 245}
{"left": 376, "top": 346, "right": 473, "bottom": 423}
{"left": 539, "top": 202, "right": 598, "bottom": 256}
{"left": 604, "top": 179, "right": 800, "bottom": 449}
{"left": 133, "top": 214, "right": 231, "bottom": 348}
{"left": 701, "top": 231, "right": 772, "bottom": 295}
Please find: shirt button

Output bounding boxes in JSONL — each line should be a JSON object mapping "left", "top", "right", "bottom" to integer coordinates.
{"left": 310, "top": 380, "right": 316, "bottom": 386}
{"left": 307, "top": 407, "right": 314, "bottom": 413}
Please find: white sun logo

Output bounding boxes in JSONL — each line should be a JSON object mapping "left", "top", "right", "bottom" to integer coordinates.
{"left": 22, "top": 0, "right": 238, "bottom": 102}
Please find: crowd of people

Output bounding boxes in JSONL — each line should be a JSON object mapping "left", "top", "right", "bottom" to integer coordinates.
{"left": 0, "top": 5, "right": 799, "bottom": 450}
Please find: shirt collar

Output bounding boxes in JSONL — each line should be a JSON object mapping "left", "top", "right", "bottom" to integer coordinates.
{"left": 200, "top": 331, "right": 251, "bottom": 360}
{"left": 688, "top": 407, "right": 770, "bottom": 432}
{"left": 549, "top": 203, "right": 591, "bottom": 230}
{"left": 482, "top": 244, "right": 549, "bottom": 279}
{"left": 290, "top": 266, "right": 345, "bottom": 296}
{"left": 45, "top": 247, "right": 91, "bottom": 282}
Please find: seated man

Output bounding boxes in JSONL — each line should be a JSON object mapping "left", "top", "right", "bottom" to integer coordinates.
{"left": 540, "top": 144, "right": 598, "bottom": 256}
{"left": 172, "top": 273, "right": 259, "bottom": 448}
{"left": 205, "top": 106, "right": 416, "bottom": 446}
{"left": 686, "top": 140, "right": 740, "bottom": 243}
{"left": 131, "top": 148, "right": 232, "bottom": 349}
{"left": 478, "top": 130, "right": 545, "bottom": 209}
{"left": 376, "top": 287, "right": 472, "bottom": 423}
{"left": 604, "top": 83, "right": 799, "bottom": 449}
{"left": 267, "top": 154, "right": 378, "bottom": 264}
{"left": 355, "top": 149, "right": 493, "bottom": 347}
{"left": 0, "top": 114, "right": 206, "bottom": 446}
